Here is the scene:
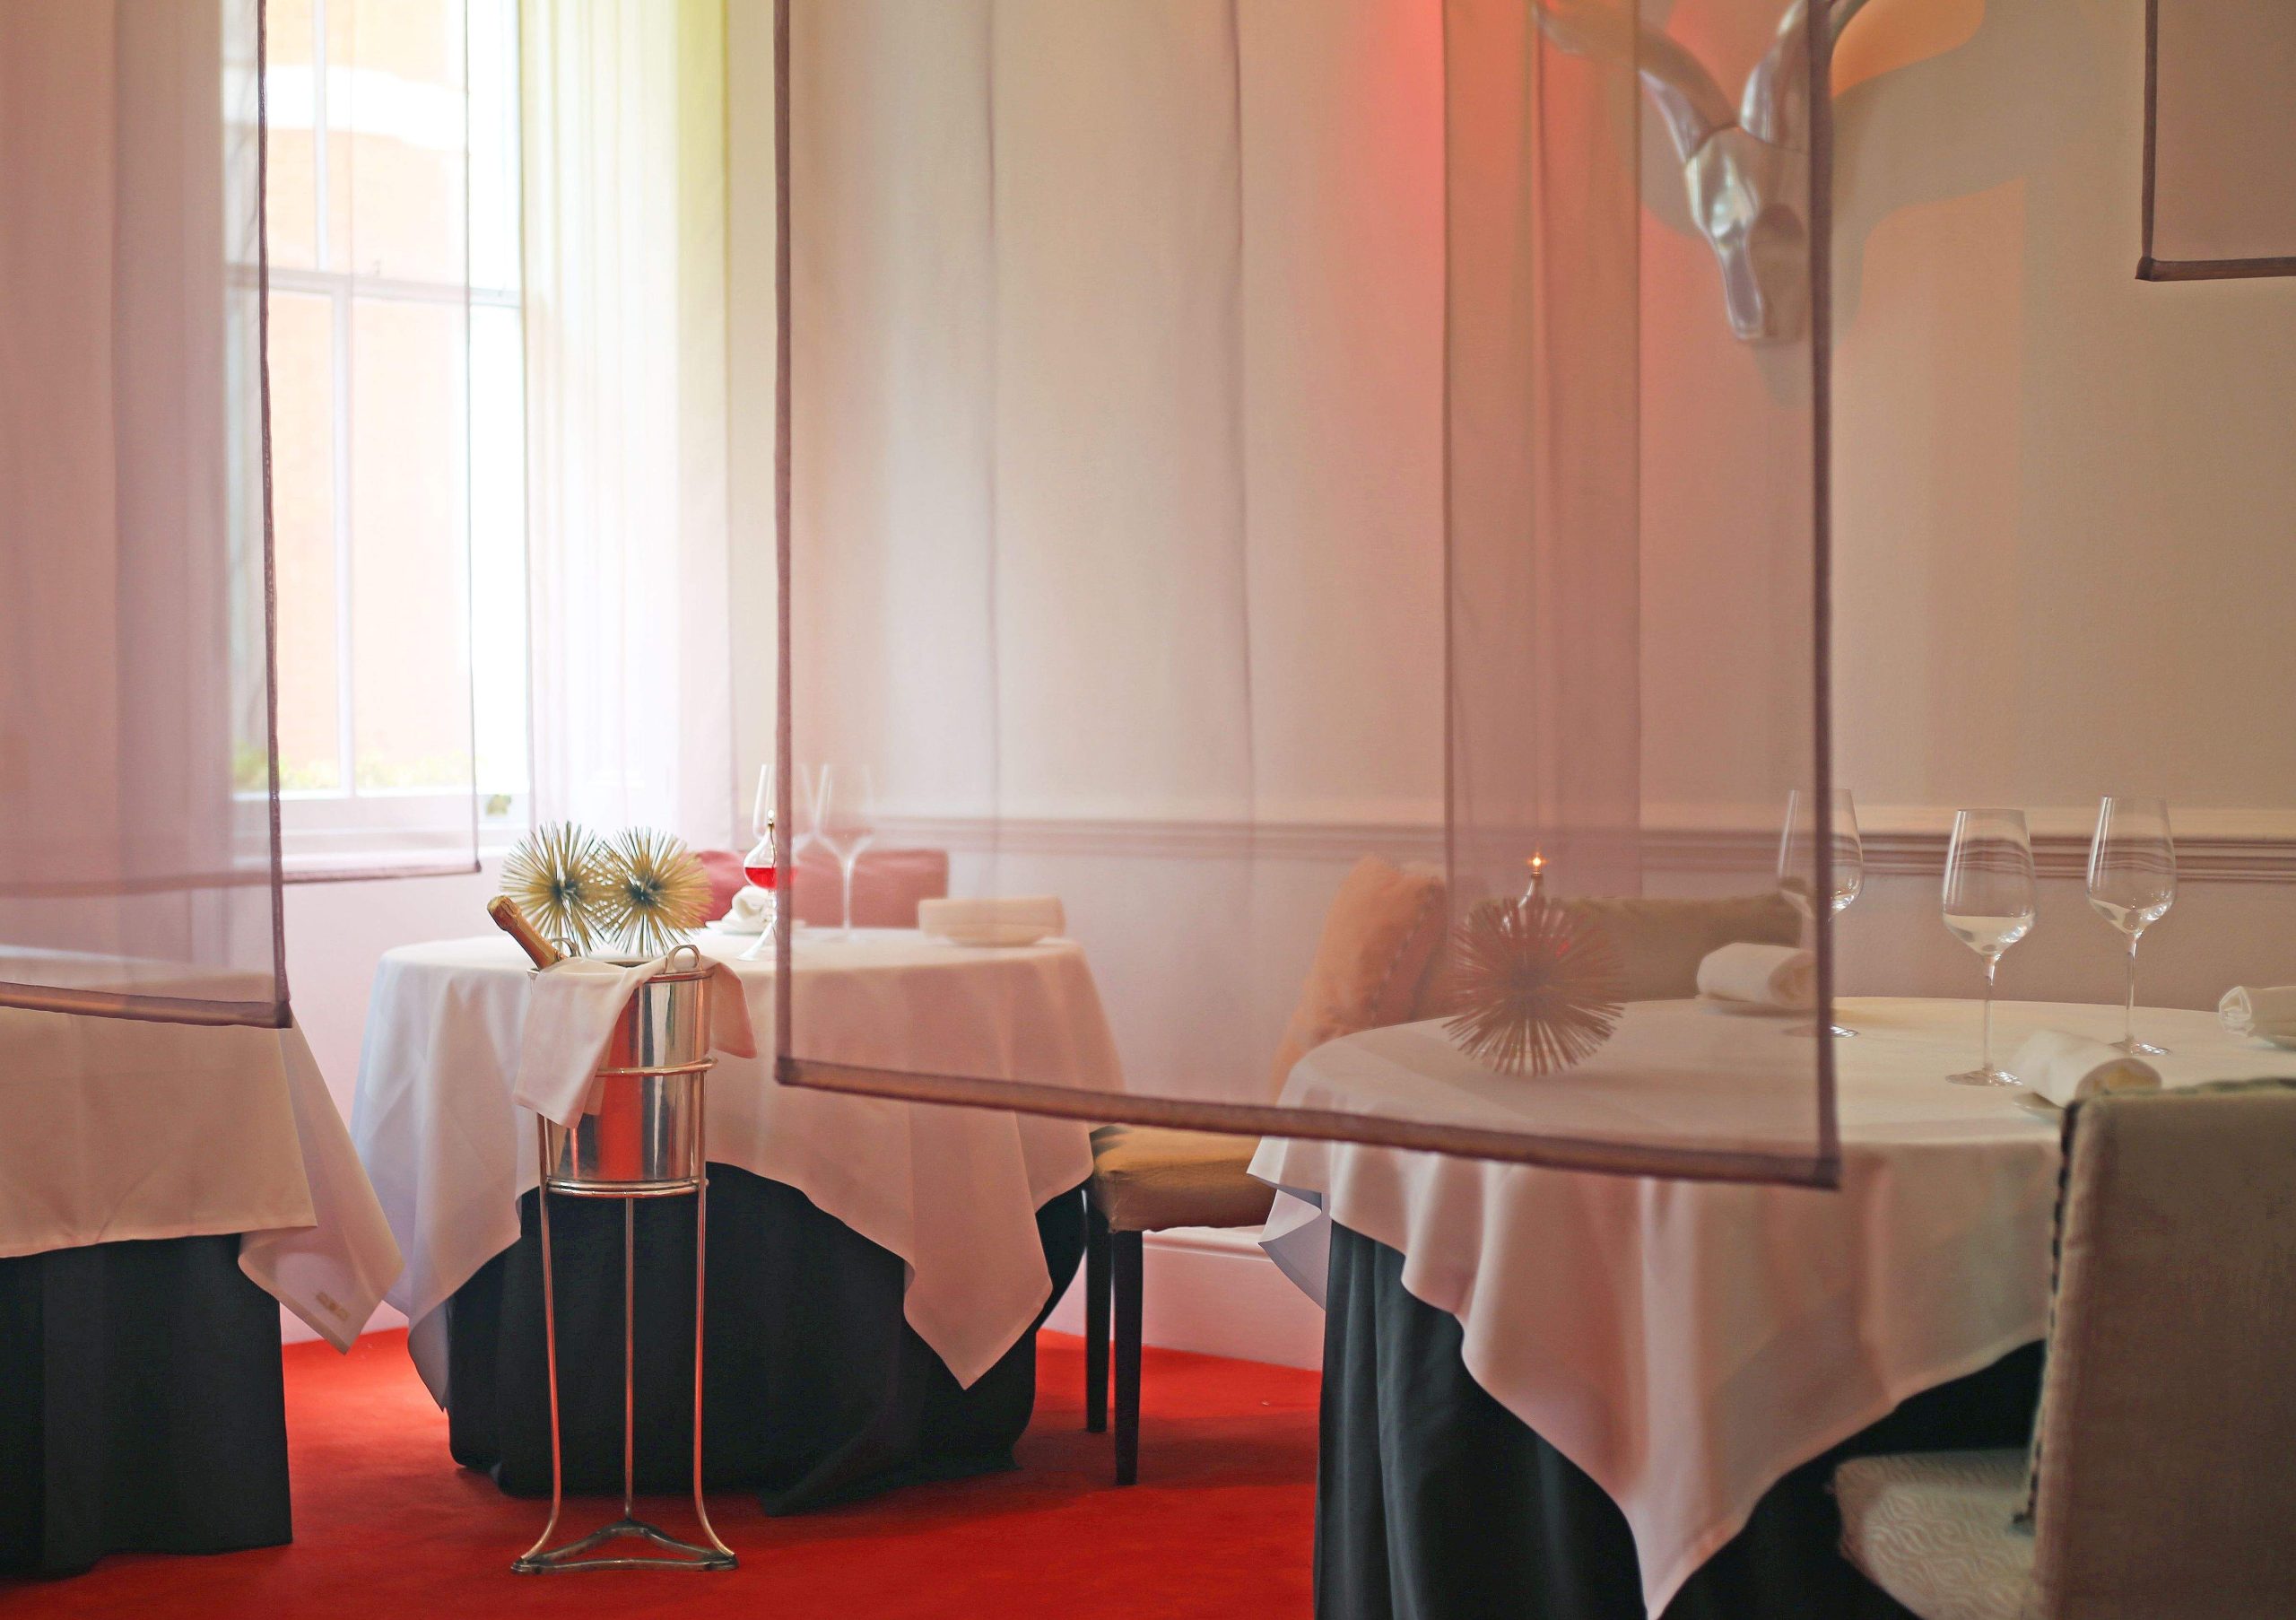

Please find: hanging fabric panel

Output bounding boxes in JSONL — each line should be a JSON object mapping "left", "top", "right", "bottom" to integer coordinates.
{"left": 774, "top": 0, "right": 1837, "bottom": 1184}
{"left": 0, "top": 0, "right": 286, "bottom": 1026}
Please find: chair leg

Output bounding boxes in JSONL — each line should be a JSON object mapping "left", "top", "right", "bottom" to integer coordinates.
{"left": 1083, "top": 1206, "right": 1110, "bottom": 1433}
{"left": 1112, "top": 1228, "right": 1144, "bottom": 1486}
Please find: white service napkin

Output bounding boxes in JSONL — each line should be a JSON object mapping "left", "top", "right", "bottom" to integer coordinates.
{"left": 721, "top": 884, "right": 774, "bottom": 934}
{"left": 1695, "top": 943, "right": 1815, "bottom": 1010}
{"left": 2219, "top": 985, "right": 2296, "bottom": 1040}
{"left": 512, "top": 953, "right": 756, "bottom": 1128}
{"left": 2010, "top": 1030, "right": 2161, "bottom": 1109}
{"left": 918, "top": 895, "right": 1065, "bottom": 945}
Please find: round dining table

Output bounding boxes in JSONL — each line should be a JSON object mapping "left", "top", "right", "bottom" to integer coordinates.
{"left": 1252, "top": 996, "right": 2296, "bottom": 1620}
{"left": 352, "top": 925, "right": 1123, "bottom": 1511}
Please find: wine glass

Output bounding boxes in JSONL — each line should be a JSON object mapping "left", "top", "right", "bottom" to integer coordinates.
{"left": 2087, "top": 797, "right": 2175, "bottom": 1056}
{"left": 810, "top": 763, "right": 876, "bottom": 939}
{"left": 738, "top": 764, "right": 778, "bottom": 962}
{"left": 1941, "top": 809, "right": 2036, "bottom": 1086}
{"left": 1778, "top": 788, "right": 1863, "bottom": 1037}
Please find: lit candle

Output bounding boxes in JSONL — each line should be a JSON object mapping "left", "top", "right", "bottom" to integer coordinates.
{"left": 1525, "top": 851, "right": 1545, "bottom": 902}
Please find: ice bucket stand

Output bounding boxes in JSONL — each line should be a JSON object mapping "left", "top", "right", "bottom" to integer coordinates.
{"left": 512, "top": 944, "right": 738, "bottom": 1573}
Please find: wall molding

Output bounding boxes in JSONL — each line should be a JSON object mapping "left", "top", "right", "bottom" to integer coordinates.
{"left": 874, "top": 807, "right": 2296, "bottom": 884}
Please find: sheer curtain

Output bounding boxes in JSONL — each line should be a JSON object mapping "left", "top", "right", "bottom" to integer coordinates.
{"left": 0, "top": 0, "right": 283, "bottom": 1024}
{"left": 521, "top": 0, "right": 736, "bottom": 845}
{"left": 777, "top": 0, "right": 1835, "bottom": 1180}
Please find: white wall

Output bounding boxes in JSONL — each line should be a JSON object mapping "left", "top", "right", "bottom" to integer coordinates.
{"left": 1826, "top": 0, "right": 2296, "bottom": 1004}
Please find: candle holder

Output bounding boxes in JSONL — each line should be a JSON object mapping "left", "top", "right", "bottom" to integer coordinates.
{"left": 512, "top": 943, "right": 737, "bottom": 1574}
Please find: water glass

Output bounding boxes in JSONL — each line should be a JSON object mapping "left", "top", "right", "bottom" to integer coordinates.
{"left": 1941, "top": 808, "right": 2036, "bottom": 1086}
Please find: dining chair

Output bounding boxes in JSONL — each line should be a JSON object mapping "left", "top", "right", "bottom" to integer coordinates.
{"left": 1082, "top": 875, "right": 1803, "bottom": 1485}
{"left": 1834, "top": 1080, "right": 2296, "bottom": 1620}
{"left": 692, "top": 846, "right": 951, "bottom": 928}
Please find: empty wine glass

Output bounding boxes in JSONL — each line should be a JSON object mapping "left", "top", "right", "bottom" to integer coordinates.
{"left": 1779, "top": 788, "right": 1864, "bottom": 1037}
{"left": 1941, "top": 808, "right": 2036, "bottom": 1086}
{"left": 2088, "top": 797, "right": 2175, "bottom": 1056}
{"left": 809, "top": 763, "right": 876, "bottom": 939}
{"left": 738, "top": 764, "right": 778, "bottom": 962}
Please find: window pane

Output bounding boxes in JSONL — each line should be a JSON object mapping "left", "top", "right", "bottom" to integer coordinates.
{"left": 329, "top": 0, "right": 468, "bottom": 284}
{"left": 467, "top": 0, "right": 520, "bottom": 294}
{"left": 262, "top": 0, "right": 319, "bottom": 271}
{"left": 268, "top": 291, "right": 343, "bottom": 789}
{"left": 349, "top": 296, "right": 471, "bottom": 791}
{"left": 469, "top": 302, "right": 527, "bottom": 800}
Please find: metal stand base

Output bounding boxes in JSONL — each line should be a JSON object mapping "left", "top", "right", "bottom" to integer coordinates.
{"left": 513, "top": 1114, "right": 737, "bottom": 1575}
{"left": 513, "top": 1517, "right": 737, "bottom": 1574}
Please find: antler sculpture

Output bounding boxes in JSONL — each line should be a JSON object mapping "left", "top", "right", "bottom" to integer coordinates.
{"left": 1536, "top": 0, "right": 1873, "bottom": 344}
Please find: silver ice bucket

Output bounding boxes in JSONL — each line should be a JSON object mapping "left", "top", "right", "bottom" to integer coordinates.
{"left": 540, "top": 944, "right": 716, "bottom": 1198}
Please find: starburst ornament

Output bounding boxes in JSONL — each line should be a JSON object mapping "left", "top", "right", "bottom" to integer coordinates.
{"left": 597, "top": 827, "right": 711, "bottom": 956}
{"left": 1439, "top": 894, "right": 1625, "bottom": 1077}
{"left": 499, "top": 823, "right": 613, "bottom": 954}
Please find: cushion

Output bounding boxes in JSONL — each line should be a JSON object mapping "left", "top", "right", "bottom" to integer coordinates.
{"left": 1089, "top": 1125, "right": 1276, "bottom": 1234}
{"left": 1834, "top": 1450, "right": 2033, "bottom": 1620}
{"left": 1554, "top": 893, "right": 1801, "bottom": 1002}
{"left": 1266, "top": 857, "right": 1448, "bottom": 1098}
{"left": 788, "top": 846, "right": 951, "bottom": 928}
{"left": 695, "top": 849, "right": 747, "bottom": 921}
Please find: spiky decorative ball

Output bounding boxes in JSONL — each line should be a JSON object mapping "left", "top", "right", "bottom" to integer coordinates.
{"left": 500, "top": 823, "right": 612, "bottom": 954}
{"left": 596, "top": 827, "right": 711, "bottom": 956}
{"left": 1439, "top": 895, "right": 1625, "bottom": 1077}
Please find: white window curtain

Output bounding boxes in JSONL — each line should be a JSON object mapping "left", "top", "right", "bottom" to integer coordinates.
{"left": 521, "top": 0, "right": 736, "bottom": 846}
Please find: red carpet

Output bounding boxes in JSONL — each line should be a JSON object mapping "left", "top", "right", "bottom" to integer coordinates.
{"left": 10, "top": 1331, "right": 1318, "bottom": 1618}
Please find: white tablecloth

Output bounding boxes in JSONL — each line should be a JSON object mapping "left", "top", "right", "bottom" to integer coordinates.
{"left": 0, "top": 1004, "right": 403, "bottom": 1352}
{"left": 1251, "top": 996, "right": 2296, "bottom": 1618}
{"left": 353, "top": 927, "right": 1119, "bottom": 1402}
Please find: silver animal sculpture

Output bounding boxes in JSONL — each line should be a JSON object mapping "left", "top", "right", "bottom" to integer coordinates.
{"left": 1537, "top": 0, "right": 1874, "bottom": 344}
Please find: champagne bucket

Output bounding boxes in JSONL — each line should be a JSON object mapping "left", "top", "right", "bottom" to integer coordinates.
{"left": 541, "top": 945, "right": 716, "bottom": 1197}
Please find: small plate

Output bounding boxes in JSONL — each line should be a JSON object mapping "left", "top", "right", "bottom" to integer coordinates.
{"left": 1695, "top": 994, "right": 1807, "bottom": 1018}
{"left": 929, "top": 922, "right": 1053, "bottom": 948}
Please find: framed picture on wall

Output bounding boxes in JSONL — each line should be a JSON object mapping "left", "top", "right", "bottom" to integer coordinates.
{"left": 2140, "top": 0, "right": 2296, "bottom": 280}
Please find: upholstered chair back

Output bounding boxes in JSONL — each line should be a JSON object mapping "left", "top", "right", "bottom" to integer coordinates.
{"left": 1266, "top": 857, "right": 1448, "bottom": 1099}
{"left": 1551, "top": 893, "right": 1802, "bottom": 1002}
{"left": 2024, "top": 1083, "right": 2296, "bottom": 1618}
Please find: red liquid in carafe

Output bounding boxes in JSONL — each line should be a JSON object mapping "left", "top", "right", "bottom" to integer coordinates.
{"left": 744, "top": 865, "right": 778, "bottom": 891}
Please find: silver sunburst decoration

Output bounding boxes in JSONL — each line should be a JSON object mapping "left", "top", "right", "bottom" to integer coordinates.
{"left": 499, "top": 823, "right": 613, "bottom": 954}
{"left": 596, "top": 827, "right": 711, "bottom": 956}
{"left": 1438, "top": 895, "right": 1625, "bottom": 1078}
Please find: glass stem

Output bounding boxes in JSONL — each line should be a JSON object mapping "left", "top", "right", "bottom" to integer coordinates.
{"left": 840, "top": 858, "right": 857, "bottom": 935}
{"left": 2124, "top": 931, "right": 2142, "bottom": 1047}
{"left": 1981, "top": 954, "right": 1999, "bottom": 1072}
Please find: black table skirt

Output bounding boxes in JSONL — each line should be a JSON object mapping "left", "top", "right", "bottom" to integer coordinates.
{"left": 444, "top": 1164, "right": 1085, "bottom": 1513}
{"left": 1318, "top": 1222, "right": 2044, "bottom": 1620}
{"left": 0, "top": 1233, "right": 292, "bottom": 1580}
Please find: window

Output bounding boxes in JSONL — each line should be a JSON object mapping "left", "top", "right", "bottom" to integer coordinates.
{"left": 257, "top": 0, "right": 527, "bottom": 872}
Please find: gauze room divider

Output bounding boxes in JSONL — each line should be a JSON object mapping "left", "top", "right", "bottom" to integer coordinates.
{"left": 773, "top": 0, "right": 1841, "bottom": 1185}
{"left": 0, "top": 0, "right": 288, "bottom": 1027}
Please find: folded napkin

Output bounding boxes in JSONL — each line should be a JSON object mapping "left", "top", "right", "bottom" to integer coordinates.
{"left": 1695, "top": 943, "right": 1815, "bottom": 1010}
{"left": 918, "top": 895, "right": 1065, "bottom": 945}
{"left": 512, "top": 953, "right": 755, "bottom": 1128}
{"left": 721, "top": 884, "right": 775, "bottom": 933}
{"left": 2010, "top": 1030, "right": 2161, "bottom": 1109}
{"left": 2219, "top": 984, "right": 2296, "bottom": 1040}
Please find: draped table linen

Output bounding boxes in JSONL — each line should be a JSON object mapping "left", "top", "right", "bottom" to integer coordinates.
{"left": 354, "top": 928, "right": 1118, "bottom": 1401}
{"left": 1252, "top": 997, "right": 2296, "bottom": 1617}
{"left": 0, "top": 978, "right": 401, "bottom": 1350}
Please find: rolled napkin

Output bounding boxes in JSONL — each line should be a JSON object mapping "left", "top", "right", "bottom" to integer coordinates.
{"left": 2010, "top": 1030, "right": 2161, "bottom": 1109}
{"left": 2219, "top": 985, "right": 2296, "bottom": 1040}
{"left": 720, "top": 884, "right": 774, "bottom": 934}
{"left": 512, "top": 952, "right": 756, "bottom": 1128}
{"left": 918, "top": 895, "right": 1065, "bottom": 947}
{"left": 1695, "top": 943, "right": 1816, "bottom": 1010}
